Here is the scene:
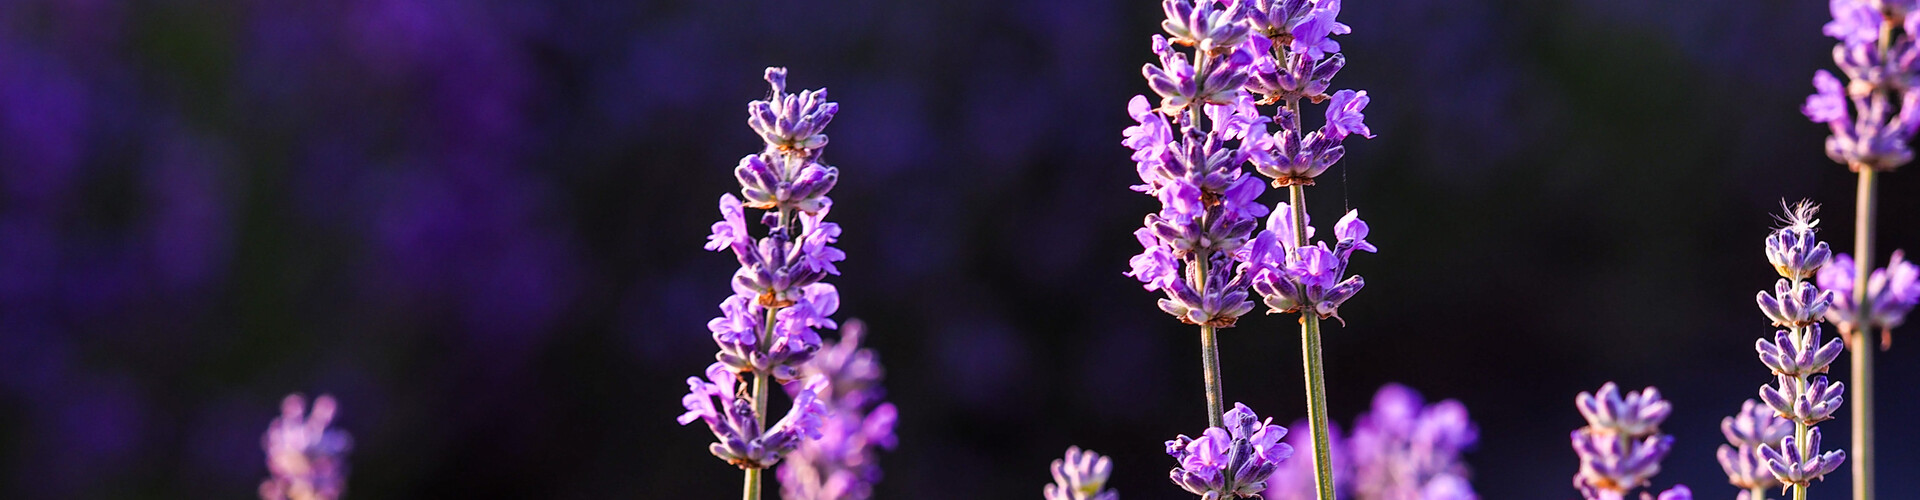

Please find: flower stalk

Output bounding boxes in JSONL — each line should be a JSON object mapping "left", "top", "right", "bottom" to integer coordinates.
{"left": 1848, "top": 162, "right": 1877, "bottom": 500}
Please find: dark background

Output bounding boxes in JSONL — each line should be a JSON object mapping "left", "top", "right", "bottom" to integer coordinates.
{"left": 1, "top": 0, "right": 1915, "bottom": 498}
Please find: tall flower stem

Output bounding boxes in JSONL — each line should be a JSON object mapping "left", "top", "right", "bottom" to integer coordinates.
{"left": 743, "top": 208, "right": 791, "bottom": 500}
{"left": 1850, "top": 165, "right": 1877, "bottom": 500}
{"left": 1289, "top": 184, "right": 1336, "bottom": 500}
{"left": 1846, "top": 16, "right": 1893, "bottom": 500}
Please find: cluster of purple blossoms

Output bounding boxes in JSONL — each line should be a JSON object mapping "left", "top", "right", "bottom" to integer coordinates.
{"left": 1716, "top": 400, "right": 1793, "bottom": 499}
{"left": 1818, "top": 251, "right": 1920, "bottom": 349}
{"left": 1124, "top": 0, "right": 1376, "bottom": 326}
{"left": 1244, "top": 207, "right": 1374, "bottom": 323}
{"left": 1569, "top": 383, "right": 1690, "bottom": 500}
{"left": 259, "top": 394, "right": 352, "bottom": 500}
{"left": 779, "top": 321, "right": 899, "bottom": 500}
{"left": 1166, "top": 403, "right": 1294, "bottom": 499}
{"left": 1260, "top": 384, "right": 1477, "bottom": 500}
{"left": 681, "top": 67, "right": 843, "bottom": 470}
{"left": 1045, "top": 447, "right": 1119, "bottom": 500}
{"left": 1751, "top": 205, "right": 1847, "bottom": 491}
{"left": 1804, "top": 0, "right": 1920, "bottom": 171}
{"left": 1345, "top": 385, "right": 1477, "bottom": 500}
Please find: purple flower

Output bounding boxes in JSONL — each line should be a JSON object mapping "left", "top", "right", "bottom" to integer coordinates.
{"left": 1802, "top": 71, "right": 1849, "bottom": 125}
{"left": 1044, "top": 446, "right": 1118, "bottom": 500}
{"left": 1757, "top": 428, "right": 1847, "bottom": 487}
{"left": 748, "top": 67, "right": 838, "bottom": 152}
{"left": 1758, "top": 373, "right": 1845, "bottom": 425}
{"left": 1246, "top": 204, "right": 1368, "bottom": 322}
{"left": 1756, "top": 279, "right": 1834, "bottom": 328}
{"left": 679, "top": 363, "right": 828, "bottom": 468}
{"left": 259, "top": 394, "right": 351, "bottom": 500}
{"left": 1348, "top": 384, "right": 1479, "bottom": 500}
{"left": 1755, "top": 325, "right": 1847, "bottom": 380}
{"left": 779, "top": 321, "right": 897, "bottom": 500}
{"left": 1819, "top": 251, "right": 1920, "bottom": 346}
{"left": 1145, "top": 36, "right": 1203, "bottom": 113}
{"left": 1571, "top": 383, "right": 1680, "bottom": 500}
{"left": 1161, "top": 0, "right": 1252, "bottom": 51}
{"left": 1823, "top": 0, "right": 1883, "bottom": 47}
{"left": 1289, "top": 0, "right": 1350, "bottom": 60}
{"left": 1324, "top": 89, "right": 1374, "bottom": 140}
{"left": 1167, "top": 403, "right": 1293, "bottom": 499}
{"left": 1717, "top": 400, "right": 1791, "bottom": 492}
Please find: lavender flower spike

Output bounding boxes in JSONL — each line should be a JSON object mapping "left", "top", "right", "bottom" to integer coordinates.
{"left": 1167, "top": 403, "right": 1293, "bottom": 499}
{"left": 1750, "top": 202, "right": 1846, "bottom": 496}
{"left": 260, "top": 394, "right": 351, "bottom": 500}
{"left": 1045, "top": 447, "right": 1119, "bottom": 500}
{"left": 690, "top": 68, "right": 853, "bottom": 499}
{"left": 1570, "top": 383, "right": 1684, "bottom": 500}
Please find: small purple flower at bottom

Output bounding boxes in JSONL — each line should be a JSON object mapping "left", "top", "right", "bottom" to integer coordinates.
{"left": 1571, "top": 383, "right": 1682, "bottom": 500}
{"left": 1045, "top": 446, "right": 1119, "bottom": 500}
{"left": 679, "top": 362, "right": 827, "bottom": 469}
{"left": 1167, "top": 403, "right": 1292, "bottom": 499}
{"left": 260, "top": 394, "right": 352, "bottom": 500}
{"left": 1348, "top": 383, "right": 1478, "bottom": 500}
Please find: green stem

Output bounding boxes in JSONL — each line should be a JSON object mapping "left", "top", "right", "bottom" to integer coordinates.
{"left": 1850, "top": 166, "right": 1878, "bottom": 500}
{"left": 1201, "top": 323, "right": 1225, "bottom": 428}
{"left": 1288, "top": 185, "right": 1336, "bottom": 500}
{"left": 743, "top": 468, "right": 762, "bottom": 500}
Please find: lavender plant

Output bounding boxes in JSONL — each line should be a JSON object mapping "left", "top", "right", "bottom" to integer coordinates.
{"left": 260, "top": 394, "right": 351, "bottom": 500}
{"left": 1045, "top": 447, "right": 1119, "bottom": 500}
{"left": 1240, "top": 1, "right": 1376, "bottom": 498}
{"left": 682, "top": 67, "right": 843, "bottom": 500}
{"left": 1718, "top": 400, "right": 1793, "bottom": 500}
{"left": 778, "top": 320, "right": 898, "bottom": 500}
{"left": 1753, "top": 204, "right": 1847, "bottom": 500}
{"left": 1569, "top": 383, "right": 1690, "bottom": 500}
{"left": 1801, "top": 2, "right": 1920, "bottom": 496}
{"left": 1125, "top": 2, "right": 1374, "bottom": 496}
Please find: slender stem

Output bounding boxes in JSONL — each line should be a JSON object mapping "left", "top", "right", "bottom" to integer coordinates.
{"left": 1850, "top": 167, "right": 1878, "bottom": 500}
{"left": 743, "top": 468, "right": 762, "bottom": 500}
{"left": 1201, "top": 323, "right": 1226, "bottom": 427}
{"left": 1288, "top": 184, "right": 1336, "bottom": 500}
{"left": 1300, "top": 314, "right": 1335, "bottom": 500}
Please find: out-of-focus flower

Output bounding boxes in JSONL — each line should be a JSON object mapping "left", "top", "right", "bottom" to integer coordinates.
{"left": 1819, "top": 251, "right": 1920, "bottom": 347}
{"left": 1347, "top": 384, "right": 1478, "bottom": 500}
{"left": 1717, "top": 400, "right": 1791, "bottom": 493}
{"left": 260, "top": 394, "right": 351, "bottom": 500}
{"left": 779, "top": 321, "right": 897, "bottom": 500}
{"left": 1570, "top": 383, "right": 1680, "bottom": 500}
{"left": 1044, "top": 446, "right": 1118, "bottom": 500}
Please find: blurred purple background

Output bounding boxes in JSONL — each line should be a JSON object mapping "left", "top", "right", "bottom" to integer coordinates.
{"left": 1, "top": 0, "right": 1916, "bottom": 498}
